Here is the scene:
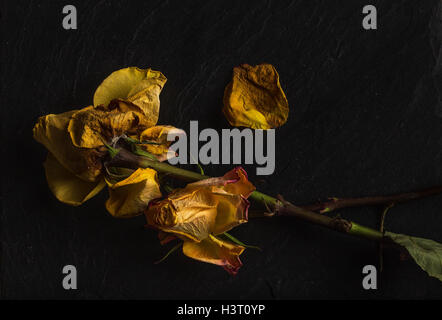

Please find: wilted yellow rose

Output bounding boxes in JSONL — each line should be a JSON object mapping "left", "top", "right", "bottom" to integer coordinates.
{"left": 33, "top": 108, "right": 107, "bottom": 205}
{"left": 145, "top": 167, "right": 256, "bottom": 274}
{"left": 223, "top": 63, "right": 289, "bottom": 129}
{"left": 33, "top": 67, "right": 173, "bottom": 215}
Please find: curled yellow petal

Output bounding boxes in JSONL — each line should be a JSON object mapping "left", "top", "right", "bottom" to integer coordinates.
{"left": 105, "top": 168, "right": 162, "bottom": 218}
{"left": 146, "top": 200, "right": 178, "bottom": 228}
{"left": 211, "top": 191, "right": 249, "bottom": 235}
{"left": 183, "top": 235, "right": 244, "bottom": 275}
{"left": 67, "top": 105, "right": 150, "bottom": 149}
{"left": 93, "top": 67, "right": 167, "bottom": 127}
{"left": 33, "top": 110, "right": 103, "bottom": 182}
{"left": 223, "top": 63, "right": 289, "bottom": 129}
{"left": 187, "top": 167, "right": 255, "bottom": 198}
{"left": 44, "top": 153, "right": 105, "bottom": 206}
{"left": 223, "top": 167, "right": 255, "bottom": 198}
{"left": 145, "top": 188, "right": 218, "bottom": 242}
{"left": 145, "top": 167, "right": 254, "bottom": 241}
{"left": 139, "top": 125, "right": 183, "bottom": 161}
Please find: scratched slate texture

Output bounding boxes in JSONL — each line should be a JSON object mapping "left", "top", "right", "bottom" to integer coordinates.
{"left": 2, "top": 0, "right": 442, "bottom": 299}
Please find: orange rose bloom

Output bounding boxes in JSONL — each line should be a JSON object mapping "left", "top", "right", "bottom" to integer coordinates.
{"left": 145, "top": 167, "right": 256, "bottom": 274}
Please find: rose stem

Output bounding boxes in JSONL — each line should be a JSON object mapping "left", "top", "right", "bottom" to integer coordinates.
{"left": 110, "top": 149, "right": 439, "bottom": 241}
{"left": 249, "top": 191, "right": 383, "bottom": 241}
{"left": 112, "top": 148, "right": 442, "bottom": 214}
{"left": 301, "top": 186, "right": 442, "bottom": 213}
{"left": 110, "top": 149, "right": 383, "bottom": 241}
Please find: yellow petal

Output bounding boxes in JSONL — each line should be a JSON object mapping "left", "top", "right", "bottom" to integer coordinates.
{"left": 93, "top": 67, "right": 167, "bottom": 127}
{"left": 223, "top": 63, "right": 289, "bottom": 129}
{"left": 33, "top": 110, "right": 103, "bottom": 182}
{"left": 211, "top": 191, "right": 249, "bottom": 235}
{"left": 183, "top": 234, "right": 244, "bottom": 275}
{"left": 44, "top": 153, "right": 105, "bottom": 206}
{"left": 139, "top": 125, "right": 183, "bottom": 159}
{"left": 105, "top": 168, "right": 162, "bottom": 218}
{"left": 187, "top": 167, "right": 255, "bottom": 198}
{"left": 222, "top": 167, "right": 255, "bottom": 198}
{"left": 146, "top": 168, "right": 253, "bottom": 240}
{"left": 145, "top": 188, "right": 218, "bottom": 242}
{"left": 67, "top": 105, "right": 150, "bottom": 149}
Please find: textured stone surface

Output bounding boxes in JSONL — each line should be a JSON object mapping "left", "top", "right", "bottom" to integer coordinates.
{"left": 2, "top": 0, "right": 442, "bottom": 298}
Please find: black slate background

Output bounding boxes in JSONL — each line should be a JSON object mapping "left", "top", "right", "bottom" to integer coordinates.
{"left": 2, "top": 0, "right": 442, "bottom": 299}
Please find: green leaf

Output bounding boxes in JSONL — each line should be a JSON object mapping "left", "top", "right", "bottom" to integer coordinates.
{"left": 154, "top": 242, "right": 182, "bottom": 264}
{"left": 123, "top": 136, "right": 140, "bottom": 144}
{"left": 386, "top": 231, "right": 442, "bottom": 281}
{"left": 140, "top": 140, "right": 162, "bottom": 145}
{"left": 122, "top": 136, "right": 161, "bottom": 161}
{"left": 123, "top": 136, "right": 161, "bottom": 146}
{"left": 188, "top": 152, "right": 204, "bottom": 175}
{"left": 104, "top": 166, "right": 134, "bottom": 182}
{"left": 196, "top": 163, "right": 205, "bottom": 175}
{"left": 223, "top": 232, "right": 261, "bottom": 251}
{"left": 162, "top": 184, "right": 174, "bottom": 193}
{"left": 132, "top": 145, "right": 158, "bottom": 161}
{"left": 103, "top": 143, "right": 120, "bottom": 158}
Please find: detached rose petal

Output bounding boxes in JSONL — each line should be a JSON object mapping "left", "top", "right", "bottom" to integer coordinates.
{"left": 223, "top": 63, "right": 289, "bottom": 129}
